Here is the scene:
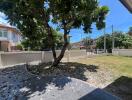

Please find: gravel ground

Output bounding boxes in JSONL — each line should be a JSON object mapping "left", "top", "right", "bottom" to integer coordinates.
{"left": 0, "top": 65, "right": 33, "bottom": 100}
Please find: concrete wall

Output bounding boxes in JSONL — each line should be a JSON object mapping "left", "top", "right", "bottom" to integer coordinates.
{"left": 112, "top": 49, "right": 132, "bottom": 56}
{"left": 70, "top": 50, "right": 86, "bottom": 57}
{"left": 0, "top": 50, "right": 87, "bottom": 68}
{"left": 0, "top": 51, "right": 42, "bottom": 67}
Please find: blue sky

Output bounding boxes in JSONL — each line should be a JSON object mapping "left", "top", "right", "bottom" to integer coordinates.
{"left": 0, "top": 0, "right": 132, "bottom": 43}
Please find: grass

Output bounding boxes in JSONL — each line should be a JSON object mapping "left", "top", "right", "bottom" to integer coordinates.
{"left": 78, "top": 55, "right": 132, "bottom": 77}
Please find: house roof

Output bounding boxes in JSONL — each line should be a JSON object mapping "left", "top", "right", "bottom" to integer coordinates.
{"left": 0, "top": 24, "right": 21, "bottom": 35}
{"left": 120, "top": 0, "right": 132, "bottom": 13}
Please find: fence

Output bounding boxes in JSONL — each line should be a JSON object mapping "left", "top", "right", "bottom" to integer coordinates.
{"left": 0, "top": 50, "right": 88, "bottom": 68}
{"left": 112, "top": 49, "right": 132, "bottom": 56}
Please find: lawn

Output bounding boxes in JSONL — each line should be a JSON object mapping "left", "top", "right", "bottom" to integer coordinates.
{"left": 78, "top": 55, "right": 132, "bottom": 77}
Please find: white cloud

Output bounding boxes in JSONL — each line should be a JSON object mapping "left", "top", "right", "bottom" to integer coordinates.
{"left": 0, "top": 17, "right": 8, "bottom": 24}
{"left": 0, "top": 12, "right": 7, "bottom": 23}
{"left": 0, "top": 12, "right": 10, "bottom": 26}
{"left": 0, "top": 12, "right": 6, "bottom": 19}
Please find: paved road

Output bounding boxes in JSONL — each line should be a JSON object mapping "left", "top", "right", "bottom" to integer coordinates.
{"left": 0, "top": 65, "right": 120, "bottom": 100}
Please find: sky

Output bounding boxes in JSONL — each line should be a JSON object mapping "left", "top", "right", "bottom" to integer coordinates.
{"left": 68, "top": 0, "right": 132, "bottom": 43}
{"left": 0, "top": 0, "right": 132, "bottom": 43}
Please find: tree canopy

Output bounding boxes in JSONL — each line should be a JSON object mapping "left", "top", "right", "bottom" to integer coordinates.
{"left": 0, "top": 0, "right": 109, "bottom": 66}
{"left": 49, "top": 0, "right": 109, "bottom": 33}
{"left": 22, "top": 30, "right": 63, "bottom": 51}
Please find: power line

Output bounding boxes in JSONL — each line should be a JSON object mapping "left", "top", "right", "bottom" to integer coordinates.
{"left": 105, "top": 21, "right": 132, "bottom": 31}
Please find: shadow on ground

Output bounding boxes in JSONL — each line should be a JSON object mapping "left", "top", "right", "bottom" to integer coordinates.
{"left": 27, "top": 62, "right": 99, "bottom": 81}
{"left": 0, "top": 65, "right": 72, "bottom": 99}
{"left": 0, "top": 62, "right": 99, "bottom": 100}
{"left": 104, "top": 76, "right": 132, "bottom": 100}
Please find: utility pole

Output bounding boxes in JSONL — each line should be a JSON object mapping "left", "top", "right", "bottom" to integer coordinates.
{"left": 80, "top": 32, "right": 83, "bottom": 49}
{"left": 104, "top": 28, "right": 106, "bottom": 53}
{"left": 81, "top": 32, "right": 83, "bottom": 41}
{"left": 81, "top": 33, "right": 83, "bottom": 46}
{"left": 112, "top": 25, "right": 115, "bottom": 49}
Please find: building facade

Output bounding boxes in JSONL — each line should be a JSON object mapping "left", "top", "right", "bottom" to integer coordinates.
{"left": 0, "top": 24, "right": 22, "bottom": 52}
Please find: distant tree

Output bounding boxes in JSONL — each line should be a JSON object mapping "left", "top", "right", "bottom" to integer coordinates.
{"left": 128, "top": 27, "right": 132, "bottom": 36}
{"left": 0, "top": 0, "right": 109, "bottom": 67}
{"left": 96, "top": 34, "right": 112, "bottom": 52}
{"left": 82, "top": 37, "right": 93, "bottom": 50}
{"left": 96, "top": 32, "right": 132, "bottom": 53}
{"left": 122, "top": 35, "right": 132, "bottom": 49}
{"left": 114, "top": 32, "right": 132, "bottom": 49}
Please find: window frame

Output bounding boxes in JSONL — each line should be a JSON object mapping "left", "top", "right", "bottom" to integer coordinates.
{"left": 3, "top": 30, "right": 8, "bottom": 38}
{"left": 0, "top": 30, "right": 2, "bottom": 37}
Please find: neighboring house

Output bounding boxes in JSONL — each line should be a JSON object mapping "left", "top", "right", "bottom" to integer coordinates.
{"left": 71, "top": 39, "right": 97, "bottom": 50}
{"left": 71, "top": 41, "right": 83, "bottom": 49}
{"left": 0, "top": 24, "right": 22, "bottom": 52}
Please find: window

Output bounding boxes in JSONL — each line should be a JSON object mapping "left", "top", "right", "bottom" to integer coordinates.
{"left": 12, "top": 33, "right": 15, "bottom": 40}
{"left": 12, "top": 33, "right": 18, "bottom": 42}
{"left": 15, "top": 34, "right": 18, "bottom": 42}
{"left": 0, "top": 31, "right": 2, "bottom": 37}
{"left": 3, "top": 30, "right": 8, "bottom": 38}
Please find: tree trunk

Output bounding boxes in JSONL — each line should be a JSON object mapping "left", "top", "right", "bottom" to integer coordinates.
{"left": 51, "top": 20, "right": 70, "bottom": 67}
{"left": 52, "top": 33, "right": 69, "bottom": 67}
{"left": 52, "top": 46, "right": 57, "bottom": 61}
{"left": 40, "top": 9, "right": 69, "bottom": 67}
{"left": 46, "top": 24, "right": 57, "bottom": 61}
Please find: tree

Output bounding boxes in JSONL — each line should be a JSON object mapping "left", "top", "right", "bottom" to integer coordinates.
{"left": 114, "top": 32, "right": 132, "bottom": 49}
{"left": 82, "top": 37, "right": 93, "bottom": 50}
{"left": 122, "top": 35, "right": 132, "bottom": 49}
{"left": 128, "top": 27, "right": 132, "bottom": 36}
{"left": 46, "top": 0, "right": 109, "bottom": 66}
{"left": 21, "top": 30, "right": 63, "bottom": 51}
{"left": 96, "top": 34, "right": 112, "bottom": 53}
{"left": 0, "top": 0, "right": 109, "bottom": 67}
{"left": 96, "top": 32, "right": 132, "bottom": 53}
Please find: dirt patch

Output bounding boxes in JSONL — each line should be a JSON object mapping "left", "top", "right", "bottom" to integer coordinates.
{"left": 27, "top": 62, "right": 117, "bottom": 88}
{"left": 27, "top": 62, "right": 98, "bottom": 81}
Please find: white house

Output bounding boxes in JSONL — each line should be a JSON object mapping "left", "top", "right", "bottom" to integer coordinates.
{"left": 0, "top": 24, "right": 22, "bottom": 51}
